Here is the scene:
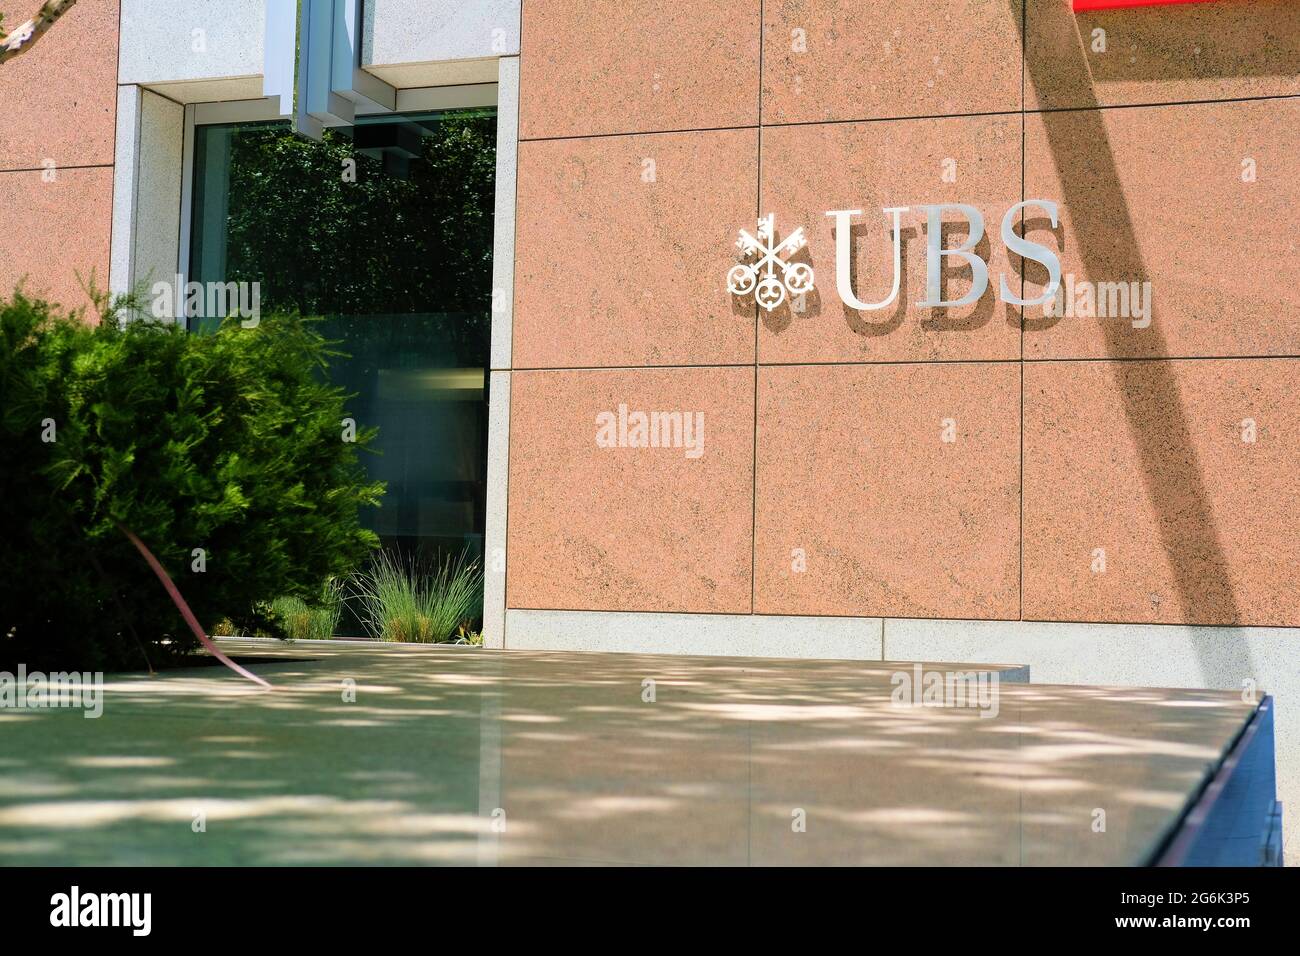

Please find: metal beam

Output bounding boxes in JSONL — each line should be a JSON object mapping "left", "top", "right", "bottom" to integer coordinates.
{"left": 262, "top": 0, "right": 397, "bottom": 141}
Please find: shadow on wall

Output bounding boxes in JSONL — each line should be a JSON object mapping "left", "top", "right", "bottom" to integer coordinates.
{"left": 1016, "top": 1, "right": 1278, "bottom": 685}
{"left": 1033, "top": 1, "right": 1300, "bottom": 92}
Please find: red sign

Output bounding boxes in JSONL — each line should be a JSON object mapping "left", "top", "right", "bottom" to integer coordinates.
{"left": 1074, "top": 0, "right": 1219, "bottom": 10}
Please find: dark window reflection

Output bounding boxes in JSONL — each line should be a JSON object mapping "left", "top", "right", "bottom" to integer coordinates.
{"left": 188, "top": 111, "right": 495, "bottom": 565}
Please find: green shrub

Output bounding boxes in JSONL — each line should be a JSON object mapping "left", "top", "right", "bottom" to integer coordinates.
{"left": 449, "top": 624, "right": 484, "bottom": 646}
{"left": 269, "top": 577, "right": 346, "bottom": 641}
{"left": 0, "top": 290, "right": 383, "bottom": 670}
{"left": 353, "top": 549, "right": 482, "bottom": 643}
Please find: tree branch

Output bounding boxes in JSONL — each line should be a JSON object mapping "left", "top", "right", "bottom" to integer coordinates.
{"left": 0, "top": 0, "right": 78, "bottom": 66}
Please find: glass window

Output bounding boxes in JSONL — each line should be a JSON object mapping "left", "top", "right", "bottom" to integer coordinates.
{"left": 188, "top": 110, "right": 496, "bottom": 568}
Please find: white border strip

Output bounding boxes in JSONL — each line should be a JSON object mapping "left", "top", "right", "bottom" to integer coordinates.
{"left": 109, "top": 85, "right": 144, "bottom": 297}
{"left": 192, "top": 97, "right": 287, "bottom": 125}
{"left": 489, "top": 61, "right": 517, "bottom": 371}
{"left": 482, "top": 371, "right": 510, "bottom": 648}
{"left": 176, "top": 104, "right": 196, "bottom": 288}
{"left": 881, "top": 617, "right": 1290, "bottom": 689}
{"left": 392, "top": 82, "right": 497, "bottom": 113}
{"left": 505, "top": 609, "right": 885, "bottom": 660}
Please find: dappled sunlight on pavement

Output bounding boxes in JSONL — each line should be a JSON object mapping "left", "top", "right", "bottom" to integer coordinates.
{"left": 0, "top": 639, "right": 1256, "bottom": 865}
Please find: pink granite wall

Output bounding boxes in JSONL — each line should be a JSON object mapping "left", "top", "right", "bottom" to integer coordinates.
{"left": 507, "top": 0, "right": 1300, "bottom": 627}
{"left": 0, "top": 0, "right": 119, "bottom": 314}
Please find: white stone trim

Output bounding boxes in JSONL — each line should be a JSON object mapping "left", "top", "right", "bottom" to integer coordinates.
{"left": 382, "top": 83, "right": 498, "bottom": 114}
{"left": 176, "top": 104, "right": 196, "bottom": 289}
{"left": 505, "top": 610, "right": 885, "bottom": 660}
{"left": 118, "top": 0, "right": 266, "bottom": 89}
{"left": 482, "top": 371, "right": 511, "bottom": 649}
{"left": 480, "top": 55, "right": 517, "bottom": 650}
{"left": 108, "top": 85, "right": 143, "bottom": 298}
{"left": 490, "top": 58, "right": 518, "bottom": 371}
{"left": 362, "top": 0, "right": 522, "bottom": 68}
{"left": 882, "top": 617, "right": 1292, "bottom": 691}
{"left": 364, "top": 58, "right": 500, "bottom": 89}
{"left": 109, "top": 86, "right": 184, "bottom": 310}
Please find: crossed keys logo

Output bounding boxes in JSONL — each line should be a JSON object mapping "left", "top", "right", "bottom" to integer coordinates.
{"left": 727, "top": 213, "right": 815, "bottom": 312}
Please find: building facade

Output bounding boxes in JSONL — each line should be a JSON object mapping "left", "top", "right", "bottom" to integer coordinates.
{"left": 1, "top": 0, "right": 1296, "bottom": 858}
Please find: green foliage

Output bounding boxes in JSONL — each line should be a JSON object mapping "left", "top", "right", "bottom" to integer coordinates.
{"left": 352, "top": 549, "right": 482, "bottom": 643}
{"left": 0, "top": 290, "right": 383, "bottom": 670}
{"left": 449, "top": 625, "right": 484, "bottom": 646}
{"left": 219, "top": 114, "right": 496, "bottom": 319}
{"left": 269, "top": 577, "right": 346, "bottom": 641}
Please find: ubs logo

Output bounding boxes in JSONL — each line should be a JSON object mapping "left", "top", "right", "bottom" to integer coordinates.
{"left": 728, "top": 214, "right": 815, "bottom": 312}
{"left": 728, "top": 200, "right": 1062, "bottom": 313}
